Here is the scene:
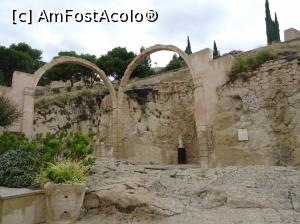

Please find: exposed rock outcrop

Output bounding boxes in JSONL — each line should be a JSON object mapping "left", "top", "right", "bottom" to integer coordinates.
{"left": 76, "top": 158, "right": 300, "bottom": 224}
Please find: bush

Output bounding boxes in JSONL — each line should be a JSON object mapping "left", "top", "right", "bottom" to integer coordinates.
{"left": 0, "top": 131, "right": 95, "bottom": 187}
{"left": 63, "top": 132, "right": 95, "bottom": 165}
{"left": 164, "top": 54, "right": 186, "bottom": 72}
{"left": 231, "top": 50, "right": 272, "bottom": 75}
{"left": 35, "top": 160, "right": 87, "bottom": 185}
{"left": 0, "top": 150, "right": 36, "bottom": 187}
{"left": 32, "top": 131, "right": 96, "bottom": 168}
{"left": 0, "top": 131, "right": 95, "bottom": 168}
{"left": 0, "top": 131, "right": 34, "bottom": 155}
{"left": 0, "top": 95, "right": 21, "bottom": 128}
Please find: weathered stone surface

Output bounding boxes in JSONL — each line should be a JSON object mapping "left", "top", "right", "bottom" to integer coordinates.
{"left": 89, "top": 183, "right": 184, "bottom": 216}
{"left": 75, "top": 158, "right": 300, "bottom": 224}
{"left": 214, "top": 55, "right": 300, "bottom": 166}
{"left": 33, "top": 71, "right": 199, "bottom": 164}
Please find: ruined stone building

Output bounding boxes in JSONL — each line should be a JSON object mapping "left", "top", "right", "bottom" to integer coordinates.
{"left": 1, "top": 29, "right": 300, "bottom": 167}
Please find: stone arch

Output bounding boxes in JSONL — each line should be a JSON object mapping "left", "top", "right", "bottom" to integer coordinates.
{"left": 33, "top": 56, "right": 116, "bottom": 100}
{"left": 23, "top": 56, "right": 117, "bottom": 146}
{"left": 115, "top": 44, "right": 206, "bottom": 162}
{"left": 119, "top": 44, "right": 196, "bottom": 90}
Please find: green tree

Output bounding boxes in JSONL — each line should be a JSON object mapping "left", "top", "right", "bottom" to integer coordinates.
{"left": 96, "top": 47, "right": 135, "bottom": 80}
{"left": 265, "top": 0, "right": 280, "bottom": 45}
{"left": 0, "top": 43, "right": 44, "bottom": 86}
{"left": 97, "top": 46, "right": 155, "bottom": 80}
{"left": 185, "top": 36, "right": 192, "bottom": 55}
{"left": 134, "top": 46, "right": 154, "bottom": 78}
{"left": 10, "top": 42, "right": 44, "bottom": 70}
{"left": 265, "top": 0, "right": 273, "bottom": 45}
{"left": 274, "top": 13, "right": 281, "bottom": 42}
{"left": 77, "top": 53, "right": 98, "bottom": 86}
{"left": 42, "top": 51, "right": 97, "bottom": 86}
{"left": 213, "top": 40, "right": 220, "bottom": 59}
{"left": 164, "top": 54, "right": 185, "bottom": 72}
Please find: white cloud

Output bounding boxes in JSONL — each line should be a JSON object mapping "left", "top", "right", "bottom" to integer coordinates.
{"left": 0, "top": 0, "right": 299, "bottom": 66}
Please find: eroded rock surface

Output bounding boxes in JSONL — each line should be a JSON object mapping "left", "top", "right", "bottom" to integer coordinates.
{"left": 76, "top": 158, "right": 300, "bottom": 223}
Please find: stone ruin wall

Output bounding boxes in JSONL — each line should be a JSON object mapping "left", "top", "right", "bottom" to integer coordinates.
{"left": 33, "top": 53, "right": 300, "bottom": 166}
{"left": 33, "top": 69, "right": 198, "bottom": 164}
{"left": 212, "top": 55, "right": 300, "bottom": 167}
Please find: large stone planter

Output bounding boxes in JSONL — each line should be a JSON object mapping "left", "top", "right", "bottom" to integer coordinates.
{"left": 44, "top": 183, "right": 86, "bottom": 224}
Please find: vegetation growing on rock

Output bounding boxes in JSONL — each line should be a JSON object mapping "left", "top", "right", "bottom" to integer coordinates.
{"left": 229, "top": 49, "right": 272, "bottom": 81}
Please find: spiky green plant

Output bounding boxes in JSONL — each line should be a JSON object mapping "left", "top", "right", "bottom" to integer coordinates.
{"left": 35, "top": 160, "right": 88, "bottom": 185}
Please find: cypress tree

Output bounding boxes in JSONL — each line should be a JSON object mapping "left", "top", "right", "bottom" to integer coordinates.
{"left": 185, "top": 36, "right": 192, "bottom": 55}
{"left": 265, "top": 0, "right": 273, "bottom": 45}
{"left": 265, "top": 0, "right": 280, "bottom": 44}
{"left": 213, "top": 40, "right": 220, "bottom": 59}
{"left": 274, "top": 13, "right": 281, "bottom": 42}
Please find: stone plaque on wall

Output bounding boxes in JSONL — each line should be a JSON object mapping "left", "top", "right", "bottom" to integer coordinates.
{"left": 93, "top": 144, "right": 114, "bottom": 157}
{"left": 238, "top": 129, "right": 248, "bottom": 141}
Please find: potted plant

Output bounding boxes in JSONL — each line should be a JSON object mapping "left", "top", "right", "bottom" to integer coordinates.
{"left": 35, "top": 160, "right": 88, "bottom": 224}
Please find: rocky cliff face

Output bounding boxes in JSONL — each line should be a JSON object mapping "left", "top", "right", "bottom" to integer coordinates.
{"left": 33, "top": 69, "right": 198, "bottom": 164}
{"left": 34, "top": 89, "right": 113, "bottom": 144}
{"left": 212, "top": 54, "right": 300, "bottom": 166}
{"left": 121, "top": 80, "right": 198, "bottom": 163}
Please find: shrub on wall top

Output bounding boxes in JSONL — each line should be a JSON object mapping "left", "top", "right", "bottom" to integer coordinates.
{"left": 230, "top": 49, "right": 272, "bottom": 82}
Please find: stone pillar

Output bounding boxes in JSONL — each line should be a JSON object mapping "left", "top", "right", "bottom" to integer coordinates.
{"left": 111, "top": 109, "right": 123, "bottom": 159}
{"left": 110, "top": 90, "right": 125, "bottom": 159}
{"left": 22, "top": 87, "right": 35, "bottom": 138}
{"left": 187, "top": 49, "right": 212, "bottom": 168}
{"left": 193, "top": 83, "right": 209, "bottom": 168}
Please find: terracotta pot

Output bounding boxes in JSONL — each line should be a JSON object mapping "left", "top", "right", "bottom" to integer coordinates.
{"left": 44, "top": 182, "right": 86, "bottom": 224}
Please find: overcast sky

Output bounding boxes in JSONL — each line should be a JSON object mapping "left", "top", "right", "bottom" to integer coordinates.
{"left": 0, "top": 0, "right": 299, "bottom": 66}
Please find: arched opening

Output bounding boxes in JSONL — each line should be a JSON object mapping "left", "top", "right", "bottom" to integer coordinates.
{"left": 120, "top": 44, "right": 195, "bottom": 89}
{"left": 116, "top": 44, "right": 200, "bottom": 163}
{"left": 23, "top": 56, "right": 117, "bottom": 146}
{"left": 33, "top": 56, "right": 116, "bottom": 99}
